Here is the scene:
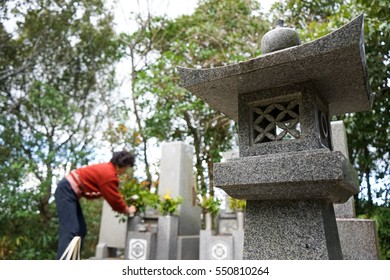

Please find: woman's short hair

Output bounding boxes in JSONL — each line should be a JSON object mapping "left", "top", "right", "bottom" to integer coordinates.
{"left": 110, "top": 151, "right": 135, "bottom": 168}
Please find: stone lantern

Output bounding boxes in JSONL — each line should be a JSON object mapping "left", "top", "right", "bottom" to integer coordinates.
{"left": 177, "top": 14, "right": 373, "bottom": 259}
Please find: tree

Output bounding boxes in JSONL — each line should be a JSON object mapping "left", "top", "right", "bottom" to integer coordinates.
{"left": 0, "top": 0, "right": 122, "bottom": 259}
{"left": 124, "top": 0, "right": 270, "bottom": 197}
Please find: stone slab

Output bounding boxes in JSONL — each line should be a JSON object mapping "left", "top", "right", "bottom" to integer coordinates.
{"left": 337, "top": 218, "right": 380, "bottom": 259}
{"left": 177, "top": 235, "right": 200, "bottom": 260}
{"left": 244, "top": 200, "right": 342, "bottom": 260}
{"left": 232, "top": 229, "right": 244, "bottom": 260}
{"left": 218, "top": 212, "right": 238, "bottom": 234}
{"left": 214, "top": 149, "right": 358, "bottom": 203}
{"left": 125, "top": 231, "right": 157, "bottom": 260}
{"left": 331, "top": 121, "right": 350, "bottom": 158}
{"left": 199, "top": 230, "right": 234, "bottom": 260}
{"left": 331, "top": 121, "right": 356, "bottom": 218}
{"left": 334, "top": 197, "right": 356, "bottom": 218}
{"left": 159, "top": 142, "right": 201, "bottom": 235}
{"left": 95, "top": 243, "right": 109, "bottom": 259}
{"left": 177, "top": 14, "right": 372, "bottom": 121}
{"left": 97, "top": 200, "right": 127, "bottom": 249}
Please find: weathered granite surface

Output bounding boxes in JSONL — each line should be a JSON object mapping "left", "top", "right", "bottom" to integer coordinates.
{"left": 331, "top": 121, "right": 350, "bottom": 159}
{"left": 214, "top": 149, "right": 358, "bottom": 203}
{"left": 331, "top": 121, "right": 356, "bottom": 218}
{"left": 337, "top": 218, "right": 380, "bottom": 259}
{"left": 261, "top": 19, "right": 301, "bottom": 54}
{"left": 244, "top": 200, "right": 342, "bottom": 260}
{"left": 177, "top": 15, "right": 372, "bottom": 261}
{"left": 177, "top": 14, "right": 372, "bottom": 121}
{"left": 238, "top": 82, "right": 331, "bottom": 156}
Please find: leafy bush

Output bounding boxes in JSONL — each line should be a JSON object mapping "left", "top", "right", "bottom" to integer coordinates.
{"left": 158, "top": 194, "right": 183, "bottom": 215}
{"left": 119, "top": 178, "right": 159, "bottom": 215}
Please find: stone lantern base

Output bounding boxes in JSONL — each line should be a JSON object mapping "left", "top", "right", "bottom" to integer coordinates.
{"left": 245, "top": 200, "right": 342, "bottom": 259}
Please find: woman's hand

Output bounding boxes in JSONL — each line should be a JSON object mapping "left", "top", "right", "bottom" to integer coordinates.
{"left": 127, "top": 205, "right": 137, "bottom": 217}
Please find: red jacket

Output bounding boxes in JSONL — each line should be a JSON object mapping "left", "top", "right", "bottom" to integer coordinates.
{"left": 75, "top": 162, "right": 127, "bottom": 214}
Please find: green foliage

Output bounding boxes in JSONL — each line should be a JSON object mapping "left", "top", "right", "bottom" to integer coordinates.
{"left": 372, "top": 207, "right": 390, "bottom": 259}
{"left": 0, "top": 0, "right": 122, "bottom": 259}
{"left": 158, "top": 194, "right": 183, "bottom": 216}
{"left": 126, "top": 0, "right": 270, "bottom": 197}
{"left": 200, "top": 196, "right": 221, "bottom": 216}
{"left": 228, "top": 197, "right": 246, "bottom": 212}
{"left": 0, "top": 200, "right": 58, "bottom": 260}
{"left": 119, "top": 178, "right": 159, "bottom": 215}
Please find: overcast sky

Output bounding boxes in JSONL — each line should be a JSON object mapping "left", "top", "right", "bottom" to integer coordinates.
{"left": 112, "top": 0, "right": 278, "bottom": 33}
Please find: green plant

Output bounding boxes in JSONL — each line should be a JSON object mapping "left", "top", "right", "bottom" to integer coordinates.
{"left": 119, "top": 178, "right": 159, "bottom": 215}
{"left": 158, "top": 194, "right": 183, "bottom": 216}
{"left": 200, "top": 196, "right": 221, "bottom": 216}
{"left": 228, "top": 197, "right": 246, "bottom": 212}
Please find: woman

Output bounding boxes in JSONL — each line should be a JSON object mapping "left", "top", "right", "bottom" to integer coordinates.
{"left": 54, "top": 151, "right": 136, "bottom": 259}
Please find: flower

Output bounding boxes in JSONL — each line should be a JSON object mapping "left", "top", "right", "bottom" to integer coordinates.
{"left": 158, "top": 194, "right": 183, "bottom": 216}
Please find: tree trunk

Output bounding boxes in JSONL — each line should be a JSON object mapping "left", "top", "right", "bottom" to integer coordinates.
{"left": 183, "top": 111, "right": 206, "bottom": 195}
{"left": 130, "top": 51, "right": 151, "bottom": 181}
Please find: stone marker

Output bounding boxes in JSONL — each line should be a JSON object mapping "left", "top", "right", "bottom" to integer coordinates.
{"left": 331, "top": 121, "right": 380, "bottom": 259}
{"left": 178, "top": 15, "right": 372, "bottom": 260}
{"left": 331, "top": 121, "right": 356, "bottom": 219}
{"left": 125, "top": 231, "right": 157, "bottom": 260}
{"left": 158, "top": 142, "right": 201, "bottom": 236}
{"left": 95, "top": 200, "right": 127, "bottom": 259}
{"left": 156, "top": 142, "right": 201, "bottom": 260}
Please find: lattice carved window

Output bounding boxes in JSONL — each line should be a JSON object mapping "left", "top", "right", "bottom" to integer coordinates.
{"left": 252, "top": 99, "right": 301, "bottom": 144}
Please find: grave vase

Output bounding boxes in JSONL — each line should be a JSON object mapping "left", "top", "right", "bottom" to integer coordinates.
{"left": 236, "top": 211, "right": 244, "bottom": 231}
{"left": 127, "top": 214, "right": 142, "bottom": 232}
{"left": 205, "top": 212, "right": 213, "bottom": 231}
{"left": 156, "top": 214, "right": 179, "bottom": 260}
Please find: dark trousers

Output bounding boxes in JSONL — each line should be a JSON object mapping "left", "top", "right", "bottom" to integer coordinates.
{"left": 54, "top": 178, "right": 87, "bottom": 259}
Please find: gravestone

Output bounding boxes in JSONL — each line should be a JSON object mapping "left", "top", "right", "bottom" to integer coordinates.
{"left": 199, "top": 153, "right": 244, "bottom": 260}
{"left": 124, "top": 215, "right": 158, "bottom": 260}
{"left": 178, "top": 15, "right": 373, "bottom": 259}
{"left": 199, "top": 231, "right": 234, "bottom": 260}
{"left": 125, "top": 230, "right": 157, "bottom": 260}
{"left": 156, "top": 142, "right": 201, "bottom": 259}
{"left": 95, "top": 200, "right": 127, "bottom": 259}
{"left": 331, "top": 121, "right": 380, "bottom": 259}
